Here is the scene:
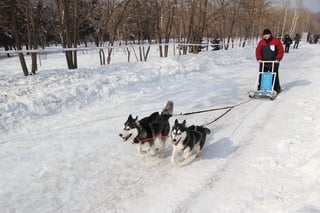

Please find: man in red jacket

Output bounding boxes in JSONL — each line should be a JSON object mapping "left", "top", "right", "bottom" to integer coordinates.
{"left": 255, "top": 29, "right": 284, "bottom": 93}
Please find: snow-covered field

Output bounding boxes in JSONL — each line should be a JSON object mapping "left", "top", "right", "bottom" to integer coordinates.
{"left": 0, "top": 43, "right": 320, "bottom": 213}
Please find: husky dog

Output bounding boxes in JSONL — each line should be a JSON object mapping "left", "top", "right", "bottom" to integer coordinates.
{"left": 119, "top": 101, "right": 173, "bottom": 157}
{"left": 171, "top": 119, "right": 211, "bottom": 166}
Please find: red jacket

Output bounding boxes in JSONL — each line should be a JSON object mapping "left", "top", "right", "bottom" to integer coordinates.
{"left": 256, "top": 36, "right": 284, "bottom": 61}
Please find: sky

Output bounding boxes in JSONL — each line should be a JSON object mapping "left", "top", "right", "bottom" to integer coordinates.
{"left": 274, "top": 0, "right": 320, "bottom": 12}
{"left": 0, "top": 41, "right": 320, "bottom": 213}
{"left": 301, "top": 0, "right": 320, "bottom": 12}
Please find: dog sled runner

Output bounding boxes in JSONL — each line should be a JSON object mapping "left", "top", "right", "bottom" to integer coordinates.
{"left": 248, "top": 61, "right": 278, "bottom": 100}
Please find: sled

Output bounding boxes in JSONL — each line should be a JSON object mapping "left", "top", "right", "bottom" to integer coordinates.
{"left": 248, "top": 61, "right": 278, "bottom": 100}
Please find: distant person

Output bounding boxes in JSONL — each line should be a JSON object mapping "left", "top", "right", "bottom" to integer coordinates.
{"left": 255, "top": 28, "right": 284, "bottom": 93}
{"left": 293, "top": 33, "right": 301, "bottom": 49}
{"left": 314, "top": 35, "right": 319, "bottom": 44}
{"left": 283, "top": 34, "right": 292, "bottom": 53}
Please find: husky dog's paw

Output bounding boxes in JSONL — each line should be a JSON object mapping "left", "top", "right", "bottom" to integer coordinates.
{"left": 137, "top": 146, "right": 147, "bottom": 154}
{"left": 171, "top": 158, "right": 178, "bottom": 165}
{"left": 138, "top": 146, "right": 142, "bottom": 154}
{"left": 149, "top": 148, "right": 158, "bottom": 156}
{"left": 178, "top": 157, "right": 185, "bottom": 163}
{"left": 158, "top": 152, "right": 165, "bottom": 158}
{"left": 178, "top": 154, "right": 197, "bottom": 167}
{"left": 157, "top": 147, "right": 165, "bottom": 158}
{"left": 195, "top": 152, "right": 201, "bottom": 158}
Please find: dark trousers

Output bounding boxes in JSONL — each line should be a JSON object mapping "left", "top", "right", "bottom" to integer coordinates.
{"left": 293, "top": 42, "right": 299, "bottom": 49}
{"left": 258, "top": 62, "right": 281, "bottom": 92}
{"left": 285, "top": 44, "right": 290, "bottom": 53}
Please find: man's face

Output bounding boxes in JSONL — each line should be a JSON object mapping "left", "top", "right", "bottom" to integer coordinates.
{"left": 263, "top": 34, "right": 271, "bottom": 39}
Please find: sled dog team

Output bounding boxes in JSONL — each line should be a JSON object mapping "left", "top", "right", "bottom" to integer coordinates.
{"left": 119, "top": 101, "right": 211, "bottom": 166}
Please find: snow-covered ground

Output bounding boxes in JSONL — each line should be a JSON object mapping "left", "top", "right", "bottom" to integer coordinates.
{"left": 0, "top": 43, "right": 319, "bottom": 213}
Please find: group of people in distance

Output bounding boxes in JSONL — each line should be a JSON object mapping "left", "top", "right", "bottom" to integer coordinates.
{"left": 282, "top": 33, "right": 301, "bottom": 53}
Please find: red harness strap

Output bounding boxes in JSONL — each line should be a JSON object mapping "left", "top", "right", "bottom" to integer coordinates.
{"left": 140, "top": 135, "right": 169, "bottom": 144}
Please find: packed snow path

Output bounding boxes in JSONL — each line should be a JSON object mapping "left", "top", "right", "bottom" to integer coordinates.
{"left": 1, "top": 44, "right": 319, "bottom": 212}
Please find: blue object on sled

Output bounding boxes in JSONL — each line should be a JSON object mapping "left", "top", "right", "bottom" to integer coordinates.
{"left": 260, "top": 72, "right": 273, "bottom": 91}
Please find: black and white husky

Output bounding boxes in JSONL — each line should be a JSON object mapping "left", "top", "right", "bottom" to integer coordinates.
{"left": 119, "top": 101, "right": 173, "bottom": 157}
{"left": 171, "top": 119, "right": 211, "bottom": 166}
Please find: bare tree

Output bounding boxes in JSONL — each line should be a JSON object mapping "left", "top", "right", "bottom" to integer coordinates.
{"left": 86, "top": 0, "right": 112, "bottom": 65}
{"left": 18, "top": 0, "right": 45, "bottom": 74}
{"left": 238, "top": 0, "right": 267, "bottom": 47}
{"left": 173, "top": 0, "right": 210, "bottom": 54}
{"left": 215, "top": 0, "right": 231, "bottom": 49}
{"left": 9, "top": 0, "right": 29, "bottom": 76}
{"left": 126, "top": 0, "right": 153, "bottom": 61}
{"left": 153, "top": 0, "right": 176, "bottom": 57}
{"left": 0, "top": 1, "right": 15, "bottom": 57}
{"left": 86, "top": 0, "right": 130, "bottom": 65}
{"left": 105, "top": 0, "right": 131, "bottom": 64}
{"left": 53, "top": 0, "right": 80, "bottom": 69}
{"left": 224, "top": 0, "right": 239, "bottom": 49}
{"left": 2, "top": 0, "right": 320, "bottom": 76}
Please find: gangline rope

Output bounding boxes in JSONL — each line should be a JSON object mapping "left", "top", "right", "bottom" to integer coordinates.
{"left": 173, "top": 98, "right": 253, "bottom": 126}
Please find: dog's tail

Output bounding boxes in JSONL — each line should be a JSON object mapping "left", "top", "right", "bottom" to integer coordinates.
{"left": 194, "top": 125, "right": 211, "bottom": 135}
{"left": 161, "top": 101, "right": 173, "bottom": 117}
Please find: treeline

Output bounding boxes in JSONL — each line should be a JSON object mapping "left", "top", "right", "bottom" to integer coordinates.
{"left": 0, "top": 0, "right": 319, "bottom": 76}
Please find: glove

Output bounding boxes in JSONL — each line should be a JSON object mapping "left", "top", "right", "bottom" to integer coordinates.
{"left": 275, "top": 60, "right": 279, "bottom": 63}
{"left": 258, "top": 60, "right": 262, "bottom": 63}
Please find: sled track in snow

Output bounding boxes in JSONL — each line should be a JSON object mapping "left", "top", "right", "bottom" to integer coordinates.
{"left": 172, "top": 99, "right": 276, "bottom": 212}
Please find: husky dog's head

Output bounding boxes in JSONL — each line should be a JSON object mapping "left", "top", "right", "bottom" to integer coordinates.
{"left": 171, "top": 119, "right": 188, "bottom": 146}
{"left": 119, "top": 114, "right": 140, "bottom": 143}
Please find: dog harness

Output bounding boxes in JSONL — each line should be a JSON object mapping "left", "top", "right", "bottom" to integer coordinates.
{"left": 139, "top": 135, "right": 169, "bottom": 144}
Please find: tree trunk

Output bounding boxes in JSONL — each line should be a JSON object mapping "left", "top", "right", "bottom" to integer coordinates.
{"left": 10, "top": 0, "right": 29, "bottom": 76}
{"left": 57, "top": 0, "right": 78, "bottom": 69}
{"left": 126, "top": 47, "right": 131, "bottom": 62}
{"left": 107, "top": 47, "right": 113, "bottom": 64}
{"left": 31, "top": 52, "right": 37, "bottom": 74}
{"left": 99, "top": 49, "right": 105, "bottom": 65}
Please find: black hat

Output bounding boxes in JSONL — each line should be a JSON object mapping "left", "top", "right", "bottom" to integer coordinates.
{"left": 263, "top": 29, "right": 272, "bottom": 35}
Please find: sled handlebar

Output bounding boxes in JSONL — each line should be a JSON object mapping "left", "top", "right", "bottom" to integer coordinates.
{"left": 258, "top": 60, "right": 279, "bottom": 63}
{"left": 258, "top": 60, "right": 278, "bottom": 73}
